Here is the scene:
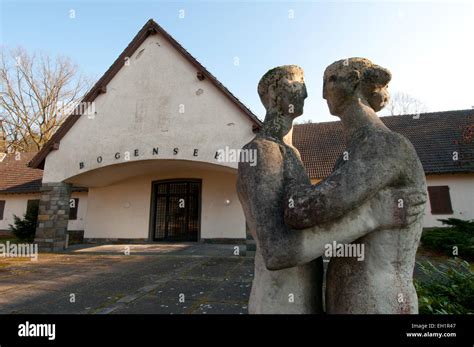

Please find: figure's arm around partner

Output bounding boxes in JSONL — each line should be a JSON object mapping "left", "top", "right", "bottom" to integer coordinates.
{"left": 284, "top": 131, "right": 407, "bottom": 229}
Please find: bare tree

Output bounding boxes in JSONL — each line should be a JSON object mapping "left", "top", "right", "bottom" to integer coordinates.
{"left": 294, "top": 119, "right": 314, "bottom": 125}
{"left": 0, "top": 47, "right": 92, "bottom": 152}
{"left": 385, "top": 92, "right": 428, "bottom": 116}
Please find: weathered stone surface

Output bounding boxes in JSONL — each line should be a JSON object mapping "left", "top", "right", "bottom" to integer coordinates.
{"left": 237, "top": 61, "right": 427, "bottom": 314}
{"left": 238, "top": 66, "right": 323, "bottom": 314}
{"left": 319, "top": 58, "right": 427, "bottom": 314}
{"left": 34, "top": 182, "right": 72, "bottom": 252}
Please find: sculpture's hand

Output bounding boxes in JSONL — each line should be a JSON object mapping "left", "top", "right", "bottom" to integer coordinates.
{"left": 372, "top": 187, "right": 427, "bottom": 230}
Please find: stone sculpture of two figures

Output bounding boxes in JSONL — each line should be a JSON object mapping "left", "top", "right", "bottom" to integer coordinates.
{"left": 237, "top": 58, "right": 428, "bottom": 314}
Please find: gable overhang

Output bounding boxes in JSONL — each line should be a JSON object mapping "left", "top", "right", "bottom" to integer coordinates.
{"left": 64, "top": 158, "right": 237, "bottom": 188}
{"left": 29, "top": 19, "right": 262, "bottom": 170}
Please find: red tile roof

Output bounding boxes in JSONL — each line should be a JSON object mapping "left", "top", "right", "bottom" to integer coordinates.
{"left": 0, "top": 152, "right": 87, "bottom": 194}
{"left": 0, "top": 152, "right": 43, "bottom": 194}
{"left": 294, "top": 109, "right": 474, "bottom": 179}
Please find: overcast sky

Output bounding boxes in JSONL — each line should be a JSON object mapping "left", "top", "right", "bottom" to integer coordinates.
{"left": 1, "top": 0, "right": 473, "bottom": 123}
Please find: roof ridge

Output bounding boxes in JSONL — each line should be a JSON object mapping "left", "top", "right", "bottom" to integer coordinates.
{"left": 28, "top": 19, "right": 262, "bottom": 169}
{"left": 293, "top": 110, "right": 474, "bottom": 178}
{"left": 294, "top": 108, "right": 474, "bottom": 127}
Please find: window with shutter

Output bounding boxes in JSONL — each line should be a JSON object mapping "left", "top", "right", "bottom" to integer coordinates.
{"left": 427, "top": 186, "right": 453, "bottom": 215}
{"left": 26, "top": 200, "right": 40, "bottom": 215}
{"left": 0, "top": 200, "right": 5, "bottom": 220}
{"left": 69, "top": 198, "right": 79, "bottom": 220}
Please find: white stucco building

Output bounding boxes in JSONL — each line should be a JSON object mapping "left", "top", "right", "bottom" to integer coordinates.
{"left": 0, "top": 20, "right": 473, "bottom": 249}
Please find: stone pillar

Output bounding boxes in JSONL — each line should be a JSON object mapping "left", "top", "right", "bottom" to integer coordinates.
{"left": 35, "top": 182, "right": 72, "bottom": 252}
{"left": 245, "top": 222, "right": 256, "bottom": 257}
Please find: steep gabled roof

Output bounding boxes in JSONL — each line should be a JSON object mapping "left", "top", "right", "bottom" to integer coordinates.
{"left": 29, "top": 19, "right": 262, "bottom": 169}
{"left": 294, "top": 109, "right": 474, "bottom": 179}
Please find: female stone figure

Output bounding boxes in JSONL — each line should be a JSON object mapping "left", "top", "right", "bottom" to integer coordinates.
{"left": 284, "top": 58, "right": 427, "bottom": 313}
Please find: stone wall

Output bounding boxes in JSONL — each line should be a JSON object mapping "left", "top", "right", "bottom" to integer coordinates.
{"left": 35, "top": 182, "right": 72, "bottom": 252}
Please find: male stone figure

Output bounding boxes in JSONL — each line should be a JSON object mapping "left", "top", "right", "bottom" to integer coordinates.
{"left": 237, "top": 65, "right": 425, "bottom": 314}
{"left": 284, "top": 58, "right": 427, "bottom": 313}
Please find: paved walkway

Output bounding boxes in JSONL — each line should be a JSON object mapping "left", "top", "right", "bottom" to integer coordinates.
{"left": 0, "top": 243, "right": 253, "bottom": 314}
{"left": 0, "top": 243, "right": 458, "bottom": 314}
{"left": 68, "top": 242, "right": 246, "bottom": 257}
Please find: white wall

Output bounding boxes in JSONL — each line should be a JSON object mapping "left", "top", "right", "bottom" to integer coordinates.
{"left": 42, "top": 33, "right": 256, "bottom": 183}
{"left": 84, "top": 166, "right": 245, "bottom": 240}
{"left": 68, "top": 191, "right": 88, "bottom": 231}
{"left": 423, "top": 174, "right": 474, "bottom": 227}
{"left": 0, "top": 192, "right": 88, "bottom": 231}
{"left": 3, "top": 173, "right": 472, "bottom": 239}
{"left": 0, "top": 193, "right": 39, "bottom": 231}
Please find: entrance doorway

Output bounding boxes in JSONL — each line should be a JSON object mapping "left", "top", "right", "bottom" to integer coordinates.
{"left": 150, "top": 179, "right": 201, "bottom": 241}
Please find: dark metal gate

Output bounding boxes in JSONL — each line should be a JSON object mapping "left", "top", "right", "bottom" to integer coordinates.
{"left": 150, "top": 179, "right": 201, "bottom": 242}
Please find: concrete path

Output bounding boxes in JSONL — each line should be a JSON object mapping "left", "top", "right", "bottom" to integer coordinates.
{"left": 0, "top": 243, "right": 461, "bottom": 314}
{"left": 67, "top": 242, "right": 246, "bottom": 257}
{"left": 0, "top": 243, "right": 253, "bottom": 314}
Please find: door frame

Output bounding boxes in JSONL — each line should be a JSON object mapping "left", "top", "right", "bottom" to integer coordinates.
{"left": 148, "top": 178, "right": 202, "bottom": 242}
